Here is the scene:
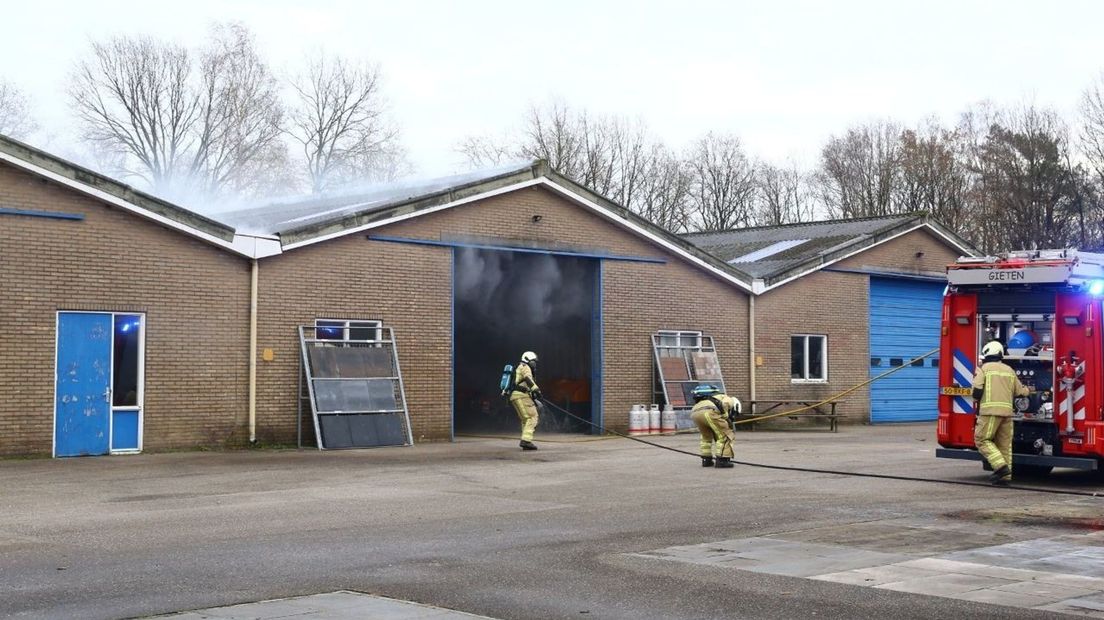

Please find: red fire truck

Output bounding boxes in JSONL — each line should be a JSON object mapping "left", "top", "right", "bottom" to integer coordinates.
{"left": 937, "top": 249, "right": 1104, "bottom": 473}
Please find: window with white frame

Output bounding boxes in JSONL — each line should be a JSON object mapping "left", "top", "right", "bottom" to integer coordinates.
{"left": 791, "top": 335, "right": 827, "bottom": 382}
{"left": 657, "top": 330, "right": 702, "bottom": 357}
{"left": 315, "top": 319, "right": 382, "bottom": 343}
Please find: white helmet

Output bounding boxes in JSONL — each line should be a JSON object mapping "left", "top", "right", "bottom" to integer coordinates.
{"left": 521, "top": 351, "right": 538, "bottom": 367}
{"left": 981, "top": 341, "right": 1005, "bottom": 359}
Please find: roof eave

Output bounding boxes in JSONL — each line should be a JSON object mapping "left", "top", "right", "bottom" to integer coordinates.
{"left": 275, "top": 162, "right": 754, "bottom": 292}
{"left": 759, "top": 217, "right": 940, "bottom": 289}
{"left": 0, "top": 134, "right": 236, "bottom": 242}
{"left": 276, "top": 163, "right": 544, "bottom": 246}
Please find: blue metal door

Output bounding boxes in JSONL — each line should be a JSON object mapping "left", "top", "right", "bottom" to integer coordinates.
{"left": 55, "top": 313, "right": 112, "bottom": 456}
{"left": 869, "top": 278, "right": 944, "bottom": 423}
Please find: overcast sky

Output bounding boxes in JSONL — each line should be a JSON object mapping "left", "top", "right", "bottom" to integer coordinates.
{"left": 4, "top": 0, "right": 1104, "bottom": 177}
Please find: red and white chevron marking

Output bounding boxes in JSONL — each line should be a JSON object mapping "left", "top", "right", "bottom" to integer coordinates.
{"left": 1056, "top": 364, "right": 1087, "bottom": 422}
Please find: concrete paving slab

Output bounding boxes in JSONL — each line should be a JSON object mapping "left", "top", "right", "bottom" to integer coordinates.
{"left": 637, "top": 537, "right": 909, "bottom": 577}
{"left": 1037, "top": 592, "right": 1104, "bottom": 618}
{"left": 895, "top": 558, "right": 1054, "bottom": 582}
{"left": 944, "top": 535, "right": 1104, "bottom": 578}
{"left": 874, "top": 573, "right": 1017, "bottom": 596}
{"left": 992, "top": 579, "right": 1099, "bottom": 600}
{"left": 1033, "top": 572, "right": 1104, "bottom": 590}
{"left": 813, "top": 564, "right": 944, "bottom": 586}
{"left": 154, "top": 592, "right": 495, "bottom": 620}
{"left": 951, "top": 587, "right": 1060, "bottom": 608}
{"left": 1059, "top": 593, "right": 1104, "bottom": 612}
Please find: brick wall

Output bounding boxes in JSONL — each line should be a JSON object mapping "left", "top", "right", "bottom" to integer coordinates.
{"left": 836, "top": 228, "right": 961, "bottom": 274}
{"left": 2, "top": 162, "right": 967, "bottom": 455}
{"left": 256, "top": 185, "right": 750, "bottom": 442}
{"left": 0, "top": 162, "right": 251, "bottom": 456}
{"left": 752, "top": 229, "right": 962, "bottom": 423}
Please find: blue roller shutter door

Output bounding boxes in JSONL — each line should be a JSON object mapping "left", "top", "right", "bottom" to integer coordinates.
{"left": 869, "top": 277, "right": 944, "bottom": 423}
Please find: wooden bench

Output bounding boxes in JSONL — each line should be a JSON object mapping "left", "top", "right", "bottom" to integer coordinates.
{"left": 735, "top": 400, "right": 845, "bottom": 432}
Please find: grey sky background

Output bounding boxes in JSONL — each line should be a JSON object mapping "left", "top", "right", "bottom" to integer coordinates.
{"left": 4, "top": 0, "right": 1104, "bottom": 177}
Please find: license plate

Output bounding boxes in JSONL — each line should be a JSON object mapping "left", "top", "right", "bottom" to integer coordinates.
{"left": 941, "top": 386, "right": 972, "bottom": 396}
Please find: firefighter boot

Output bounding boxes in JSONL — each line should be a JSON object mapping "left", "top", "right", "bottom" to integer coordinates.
{"left": 519, "top": 440, "right": 538, "bottom": 451}
{"left": 714, "top": 457, "right": 734, "bottom": 469}
{"left": 989, "top": 465, "right": 1011, "bottom": 486}
{"left": 701, "top": 457, "right": 714, "bottom": 467}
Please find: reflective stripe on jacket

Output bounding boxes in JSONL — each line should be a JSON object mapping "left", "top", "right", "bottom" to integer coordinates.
{"left": 971, "top": 361, "right": 1029, "bottom": 417}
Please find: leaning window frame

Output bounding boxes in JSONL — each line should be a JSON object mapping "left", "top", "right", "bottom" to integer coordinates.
{"left": 314, "top": 318, "right": 383, "bottom": 344}
{"left": 790, "top": 334, "right": 828, "bottom": 383}
{"left": 656, "top": 329, "right": 703, "bottom": 356}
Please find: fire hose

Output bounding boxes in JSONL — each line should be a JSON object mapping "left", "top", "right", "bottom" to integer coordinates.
{"left": 533, "top": 348, "right": 1102, "bottom": 499}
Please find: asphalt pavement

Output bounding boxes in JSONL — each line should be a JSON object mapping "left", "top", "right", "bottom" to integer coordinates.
{"left": 1, "top": 424, "right": 1102, "bottom": 619}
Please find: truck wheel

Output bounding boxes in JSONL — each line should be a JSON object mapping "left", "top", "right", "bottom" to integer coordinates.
{"left": 1016, "top": 465, "right": 1053, "bottom": 477}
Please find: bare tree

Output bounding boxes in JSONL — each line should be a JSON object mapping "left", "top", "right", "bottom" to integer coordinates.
{"left": 818, "top": 120, "right": 903, "bottom": 218}
{"left": 70, "top": 35, "right": 199, "bottom": 190}
{"left": 0, "top": 79, "right": 39, "bottom": 139}
{"left": 895, "top": 120, "right": 971, "bottom": 232}
{"left": 515, "top": 100, "right": 586, "bottom": 181}
{"left": 458, "top": 100, "right": 671, "bottom": 227}
{"left": 755, "top": 160, "right": 819, "bottom": 226}
{"left": 68, "top": 23, "right": 286, "bottom": 201}
{"left": 188, "top": 23, "right": 287, "bottom": 197}
{"left": 455, "top": 134, "right": 514, "bottom": 168}
{"left": 969, "top": 103, "right": 1075, "bottom": 252}
{"left": 1080, "top": 72, "right": 1104, "bottom": 187}
{"left": 635, "top": 144, "right": 691, "bottom": 232}
{"left": 684, "top": 132, "right": 757, "bottom": 232}
{"left": 287, "top": 53, "right": 402, "bottom": 193}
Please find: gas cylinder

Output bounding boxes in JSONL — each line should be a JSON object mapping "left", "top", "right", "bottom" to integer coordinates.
{"left": 629, "top": 405, "right": 645, "bottom": 435}
{"left": 648, "top": 404, "right": 661, "bottom": 434}
{"left": 661, "top": 404, "right": 677, "bottom": 435}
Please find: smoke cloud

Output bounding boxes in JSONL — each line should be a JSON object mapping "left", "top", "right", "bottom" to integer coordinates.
{"left": 455, "top": 247, "right": 591, "bottom": 326}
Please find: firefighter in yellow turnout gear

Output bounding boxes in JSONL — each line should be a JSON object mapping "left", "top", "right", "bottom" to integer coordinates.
{"left": 690, "top": 384, "right": 741, "bottom": 468}
{"left": 972, "top": 341, "right": 1030, "bottom": 486}
{"left": 510, "top": 351, "right": 541, "bottom": 450}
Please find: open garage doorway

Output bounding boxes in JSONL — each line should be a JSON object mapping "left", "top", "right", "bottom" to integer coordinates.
{"left": 453, "top": 247, "right": 599, "bottom": 436}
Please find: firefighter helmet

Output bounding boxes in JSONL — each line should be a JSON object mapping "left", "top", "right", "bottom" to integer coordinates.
{"left": 981, "top": 341, "right": 1005, "bottom": 360}
{"left": 521, "top": 351, "right": 538, "bottom": 367}
{"left": 691, "top": 384, "right": 721, "bottom": 401}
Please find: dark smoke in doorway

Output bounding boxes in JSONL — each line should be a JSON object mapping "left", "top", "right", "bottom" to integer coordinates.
{"left": 453, "top": 246, "right": 596, "bottom": 435}
{"left": 455, "top": 247, "right": 592, "bottom": 326}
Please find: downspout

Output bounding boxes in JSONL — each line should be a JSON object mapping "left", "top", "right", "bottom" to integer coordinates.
{"left": 249, "top": 259, "right": 258, "bottom": 444}
{"left": 748, "top": 294, "right": 757, "bottom": 405}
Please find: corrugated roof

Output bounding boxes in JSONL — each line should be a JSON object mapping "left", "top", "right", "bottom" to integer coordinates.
{"left": 682, "top": 215, "right": 923, "bottom": 280}
{"left": 213, "top": 161, "right": 538, "bottom": 235}
{"left": 729, "top": 238, "right": 810, "bottom": 263}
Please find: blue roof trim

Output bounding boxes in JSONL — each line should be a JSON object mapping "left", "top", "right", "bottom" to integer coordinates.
{"left": 821, "top": 266, "right": 945, "bottom": 282}
{"left": 369, "top": 235, "right": 667, "bottom": 264}
{"left": 0, "top": 207, "right": 84, "bottom": 221}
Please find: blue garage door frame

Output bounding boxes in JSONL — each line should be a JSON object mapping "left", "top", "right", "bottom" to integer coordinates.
{"left": 869, "top": 277, "right": 944, "bottom": 423}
